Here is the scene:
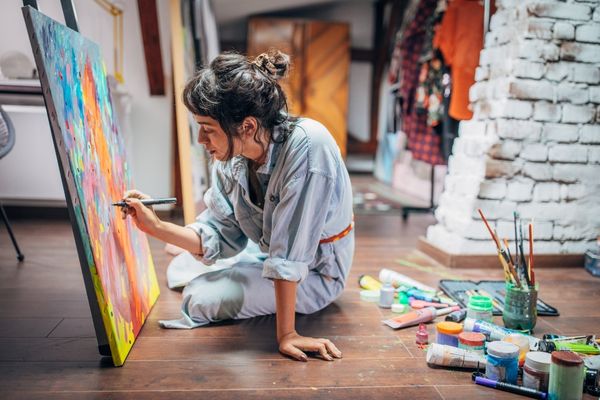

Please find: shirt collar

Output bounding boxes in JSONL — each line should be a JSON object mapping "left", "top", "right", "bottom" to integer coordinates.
{"left": 230, "top": 124, "right": 284, "bottom": 181}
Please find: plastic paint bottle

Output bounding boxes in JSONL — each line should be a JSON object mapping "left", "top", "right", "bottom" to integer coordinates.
{"left": 416, "top": 323, "right": 429, "bottom": 345}
{"left": 485, "top": 341, "right": 520, "bottom": 384}
{"left": 436, "top": 321, "right": 463, "bottom": 347}
{"left": 458, "top": 332, "right": 486, "bottom": 355}
{"left": 523, "top": 351, "right": 552, "bottom": 392}
{"left": 503, "top": 333, "right": 530, "bottom": 367}
{"left": 379, "top": 268, "right": 437, "bottom": 292}
{"left": 358, "top": 274, "right": 382, "bottom": 291}
{"left": 463, "top": 318, "right": 539, "bottom": 348}
{"left": 466, "top": 295, "right": 494, "bottom": 323}
{"left": 548, "top": 351, "right": 585, "bottom": 400}
{"left": 360, "top": 289, "right": 380, "bottom": 302}
{"left": 378, "top": 282, "right": 395, "bottom": 308}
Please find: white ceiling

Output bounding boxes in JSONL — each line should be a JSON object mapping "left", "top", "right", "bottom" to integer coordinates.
{"left": 212, "top": 0, "right": 374, "bottom": 24}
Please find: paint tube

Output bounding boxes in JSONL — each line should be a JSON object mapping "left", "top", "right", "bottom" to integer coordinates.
{"left": 464, "top": 318, "right": 539, "bottom": 348}
{"left": 379, "top": 268, "right": 437, "bottom": 293}
{"left": 426, "top": 343, "right": 487, "bottom": 369}
{"left": 382, "top": 306, "right": 459, "bottom": 329}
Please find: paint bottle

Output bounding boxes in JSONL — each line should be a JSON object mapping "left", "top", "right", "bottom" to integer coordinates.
{"left": 426, "top": 343, "right": 487, "bottom": 369}
{"left": 522, "top": 351, "right": 551, "bottom": 392}
{"left": 458, "top": 332, "right": 486, "bottom": 356}
{"left": 379, "top": 268, "right": 436, "bottom": 292}
{"left": 436, "top": 321, "right": 463, "bottom": 347}
{"left": 391, "top": 303, "right": 408, "bottom": 313}
{"left": 378, "top": 283, "right": 395, "bottom": 308}
{"left": 548, "top": 351, "right": 585, "bottom": 400}
{"left": 383, "top": 306, "right": 459, "bottom": 329}
{"left": 503, "top": 333, "right": 530, "bottom": 367}
{"left": 445, "top": 308, "right": 467, "bottom": 323}
{"left": 358, "top": 274, "right": 382, "bottom": 291}
{"left": 416, "top": 323, "right": 429, "bottom": 345}
{"left": 466, "top": 295, "right": 493, "bottom": 323}
{"left": 485, "top": 341, "right": 520, "bottom": 384}
{"left": 463, "top": 318, "right": 539, "bottom": 348}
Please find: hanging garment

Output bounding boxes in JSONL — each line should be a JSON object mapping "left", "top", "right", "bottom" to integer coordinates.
{"left": 398, "top": 0, "right": 445, "bottom": 165}
{"left": 434, "top": 0, "right": 489, "bottom": 120}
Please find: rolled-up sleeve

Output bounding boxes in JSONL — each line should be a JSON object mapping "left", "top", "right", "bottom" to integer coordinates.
{"left": 262, "top": 170, "right": 335, "bottom": 282}
{"left": 186, "top": 167, "right": 247, "bottom": 264}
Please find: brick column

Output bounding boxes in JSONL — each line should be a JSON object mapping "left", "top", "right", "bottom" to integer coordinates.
{"left": 426, "top": 0, "right": 600, "bottom": 255}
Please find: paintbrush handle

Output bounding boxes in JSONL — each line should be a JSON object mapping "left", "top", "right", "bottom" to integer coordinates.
{"left": 112, "top": 197, "right": 177, "bottom": 207}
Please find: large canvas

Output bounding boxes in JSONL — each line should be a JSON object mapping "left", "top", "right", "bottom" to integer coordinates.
{"left": 23, "top": 7, "right": 159, "bottom": 366}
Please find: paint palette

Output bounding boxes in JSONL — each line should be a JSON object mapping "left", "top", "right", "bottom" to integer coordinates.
{"left": 23, "top": 6, "right": 160, "bottom": 366}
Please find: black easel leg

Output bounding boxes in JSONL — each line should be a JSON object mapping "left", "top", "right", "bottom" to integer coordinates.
{"left": 0, "top": 204, "right": 25, "bottom": 261}
{"left": 402, "top": 165, "right": 436, "bottom": 222}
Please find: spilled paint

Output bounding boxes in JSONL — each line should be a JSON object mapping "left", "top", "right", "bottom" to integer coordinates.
{"left": 25, "top": 8, "right": 159, "bottom": 366}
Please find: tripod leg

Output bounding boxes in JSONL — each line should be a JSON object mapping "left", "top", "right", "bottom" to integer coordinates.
{"left": 0, "top": 204, "right": 24, "bottom": 261}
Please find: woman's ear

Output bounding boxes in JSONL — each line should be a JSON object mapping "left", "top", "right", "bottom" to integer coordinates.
{"left": 240, "top": 116, "right": 259, "bottom": 138}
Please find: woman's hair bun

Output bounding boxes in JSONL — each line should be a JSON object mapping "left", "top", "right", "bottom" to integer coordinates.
{"left": 252, "top": 49, "right": 290, "bottom": 81}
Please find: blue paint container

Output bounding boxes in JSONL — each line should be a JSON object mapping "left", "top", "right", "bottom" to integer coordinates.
{"left": 485, "top": 341, "right": 520, "bottom": 384}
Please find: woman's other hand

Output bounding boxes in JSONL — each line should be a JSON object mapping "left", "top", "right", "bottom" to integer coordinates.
{"left": 278, "top": 331, "right": 342, "bottom": 362}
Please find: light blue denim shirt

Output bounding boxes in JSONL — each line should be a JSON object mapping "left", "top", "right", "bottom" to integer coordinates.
{"left": 186, "top": 118, "right": 354, "bottom": 283}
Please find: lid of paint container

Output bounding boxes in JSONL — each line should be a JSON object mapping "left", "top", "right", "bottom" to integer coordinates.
{"left": 458, "top": 332, "right": 486, "bottom": 346}
{"left": 487, "top": 341, "right": 520, "bottom": 359}
{"left": 360, "top": 289, "right": 380, "bottom": 302}
{"left": 436, "top": 321, "right": 463, "bottom": 335}
{"left": 551, "top": 351, "right": 583, "bottom": 366}
{"left": 525, "top": 352, "right": 552, "bottom": 372}
{"left": 467, "top": 295, "right": 493, "bottom": 311}
{"left": 391, "top": 303, "right": 407, "bottom": 313}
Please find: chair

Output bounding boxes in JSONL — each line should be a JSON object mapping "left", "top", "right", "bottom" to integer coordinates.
{"left": 0, "top": 105, "right": 24, "bottom": 261}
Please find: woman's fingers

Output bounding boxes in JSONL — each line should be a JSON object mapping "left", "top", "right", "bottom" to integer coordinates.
{"left": 123, "top": 189, "right": 150, "bottom": 200}
{"left": 280, "top": 343, "right": 308, "bottom": 362}
{"left": 315, "top": 342, "right": 333, "bottom": 361}
{"left": 321, "top": 339, "right": 342, "bottom": 359}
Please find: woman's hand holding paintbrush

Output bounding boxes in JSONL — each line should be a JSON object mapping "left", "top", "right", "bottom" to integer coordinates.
{"left": 118, "top": 190, "right": 164, "bottom": 235}
{"left": 118, "top": 190, "right": 203, "bottom": 255}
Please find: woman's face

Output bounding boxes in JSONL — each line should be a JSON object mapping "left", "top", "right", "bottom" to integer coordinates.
{"left": 193, "top": 115, "right": 239, "bottom": 161}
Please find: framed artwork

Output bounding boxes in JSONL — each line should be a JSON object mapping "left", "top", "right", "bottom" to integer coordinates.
{"left": 23, "top": 6, "right": 160, "bottom": 366}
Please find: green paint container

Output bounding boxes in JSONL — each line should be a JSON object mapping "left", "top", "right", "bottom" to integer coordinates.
{"left": 502, "top": 283, "right": 537, "bottom": 331}
{"left": 466, "top": 295, "right": 493, "bottom": 323}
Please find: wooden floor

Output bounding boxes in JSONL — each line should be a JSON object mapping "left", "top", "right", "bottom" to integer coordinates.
{"left": 1, "top": 203, "right": 599, "bottom": 399}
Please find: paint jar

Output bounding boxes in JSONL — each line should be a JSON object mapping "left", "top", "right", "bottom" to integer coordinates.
{"left": 523, "top": 351, "right": 551, "bottom": 392}
{"left": 436, "top": 321, "right": 463, "bottom": 347}
{"left": 458, "top": 332, "right": 486, "bottom": 355}
{"left": 466, "top": 295, "right": 493, "bottom": 323}
{"left": 503, "top": 333, "right": 530, "bottom": 366}
{"left": 502, "top": 283, "right": 537, "bottom": 331}
{"left": 360, "top": 289, "right": 379, "bottom": 303}
{"left": 378, "top": 283, "right": 395, "bottom": 308}
{"left": 485, "top": 341, "right": 519, "bottom": 384}
{"left": 548, "top": 351, "right": 585, "bottom": 400}
{"left": 416, "top": 323, "right": 429, "bottom": 345}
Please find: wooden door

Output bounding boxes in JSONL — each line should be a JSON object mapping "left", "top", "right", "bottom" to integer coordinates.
{"left": 247, "top": 18, "right": 304, "bottom": 116}
{"left": 302, "top": 21, "right": 349, "bottom": 157}
{"left": 247, "top": 18, "right": 350, "bottom": 156}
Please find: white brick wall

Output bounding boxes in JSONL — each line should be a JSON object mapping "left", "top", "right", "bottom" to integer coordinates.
{"left": 427, "top": 0, "right": 600, "bottom": 255}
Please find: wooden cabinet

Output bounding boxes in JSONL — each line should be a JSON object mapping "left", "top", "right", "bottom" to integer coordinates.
{"left": 248, "top": 18, "right": 350, "bottom": 157}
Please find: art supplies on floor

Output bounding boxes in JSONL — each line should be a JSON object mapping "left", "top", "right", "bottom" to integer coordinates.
{"left": 438, "top": 279, "right": 559, "bottom": 316}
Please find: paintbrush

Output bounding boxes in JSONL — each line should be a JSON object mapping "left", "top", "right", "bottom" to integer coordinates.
{"left": 529, "top": 221, "right": 536, "bottom": 286}
{"left": 478, "top": 208, "right": 501, "bottom": 249}
{"left": 502, "top": 238, "right": 522, "bottom": 288}
{"left": 513, "top": 211, "right": 519, "bottom": 268}
{"left": 518, "top": 218, "right": 527, "bottom": 275}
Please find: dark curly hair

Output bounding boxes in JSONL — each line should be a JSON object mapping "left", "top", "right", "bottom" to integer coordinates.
{"left": 182, "top": 49, "right": 296, "bottom": 161}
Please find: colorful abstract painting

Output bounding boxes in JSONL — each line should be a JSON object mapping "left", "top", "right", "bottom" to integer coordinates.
{"left": 23, "top": 7, "right": 159, "bottom": 366}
